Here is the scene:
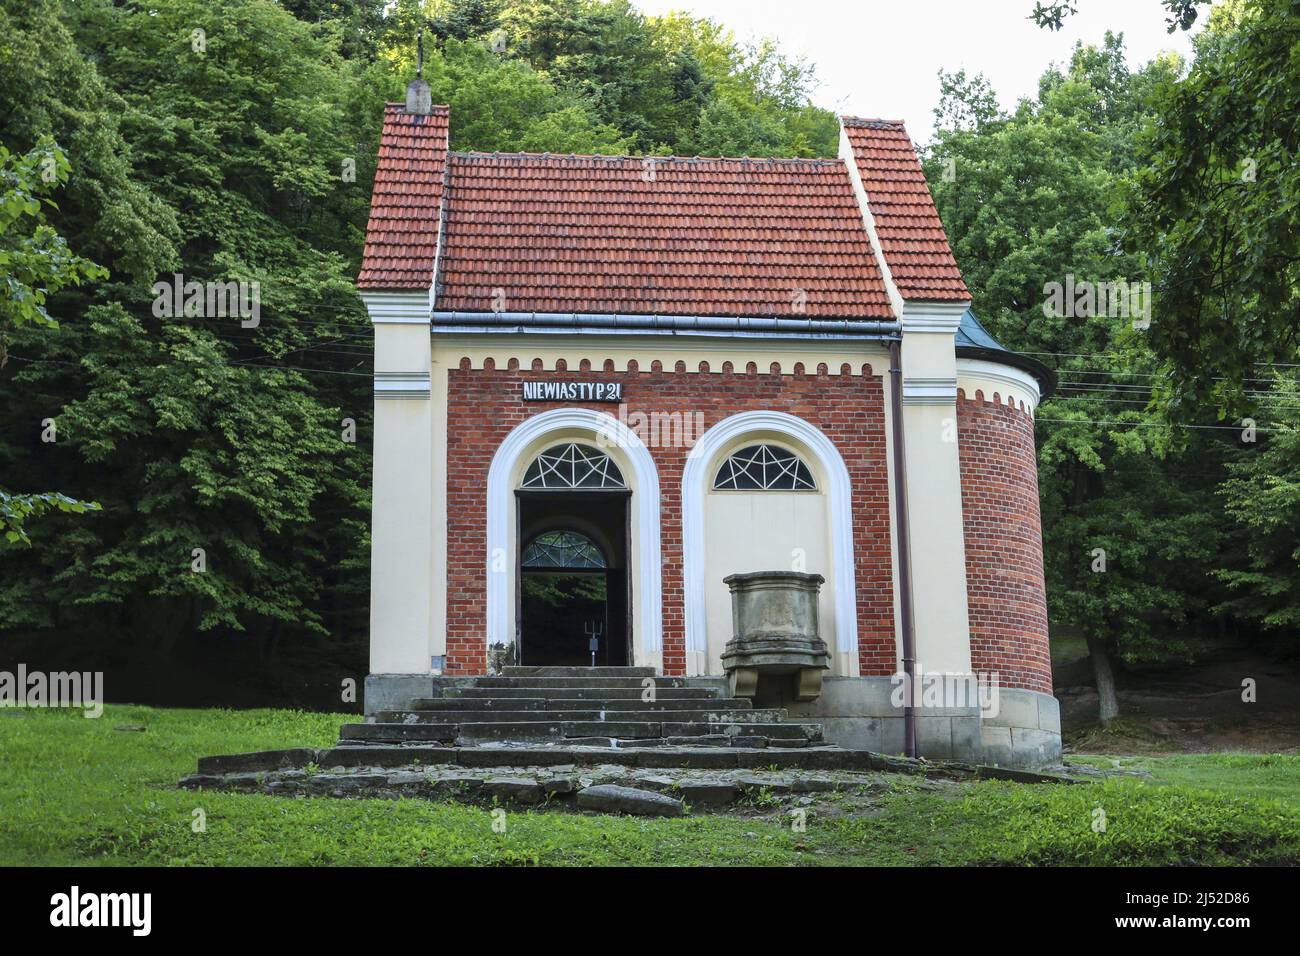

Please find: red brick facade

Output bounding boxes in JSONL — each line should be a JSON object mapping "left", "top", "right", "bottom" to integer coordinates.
{"left": 444, "top": 359, "right": 896, "bottom": 677}
{"left": 957, "top": 390, "right": 1052, "bottom": 694}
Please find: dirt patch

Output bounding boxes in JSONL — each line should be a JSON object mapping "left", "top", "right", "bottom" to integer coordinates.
{"left": 1056, "top": 649, "right": 1300, "bottom": 753}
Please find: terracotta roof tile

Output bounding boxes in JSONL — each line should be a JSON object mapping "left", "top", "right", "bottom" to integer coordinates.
{"left": 842, "top": 117, "right": 970, "bottom": 302}
{"left": 433, "top": 152, "right": 892, "bottom": 318}
{"left": 357, "top": 103, "right": 449, "bottom": 290}
{"left": 358, "top": 106, "right": 967, "bottom": 314}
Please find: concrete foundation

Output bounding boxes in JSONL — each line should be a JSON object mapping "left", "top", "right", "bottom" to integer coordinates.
{"left": 779, "top": 677, "right": 1059, "bottom": 768}
{"left": 683, "top": 675, "right": 1060, "bottom": 768}
{"left": 365, "top": 672, "right": 1061, "bottom": 769}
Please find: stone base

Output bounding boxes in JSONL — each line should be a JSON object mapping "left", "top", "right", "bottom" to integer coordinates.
{"left": 727, "top": 665, "right": 825, "bottom": 702}
{"left": 366, "top": 672, "right": 1062, "bottom": 769}
{"left": 721, "top": 635, "right": 830, "bottom": 702}
{"left": 688, "top": 675, "right": 1062, "bottom": 769}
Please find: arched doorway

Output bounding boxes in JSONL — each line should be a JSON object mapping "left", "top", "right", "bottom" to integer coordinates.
{"left": 516, "top": 443, "right": 631, "bottom": 666}
{"left": 486, "top": 408, "right": 662, "bottom": 671}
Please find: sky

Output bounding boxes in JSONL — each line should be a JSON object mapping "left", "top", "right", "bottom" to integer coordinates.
{"left": 633, "top": 0, "right": 1207, "bottom": 142}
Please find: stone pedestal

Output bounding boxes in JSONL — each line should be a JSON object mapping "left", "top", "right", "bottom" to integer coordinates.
{"left": 721, "top": 571, "right": 830, "bottom": 702}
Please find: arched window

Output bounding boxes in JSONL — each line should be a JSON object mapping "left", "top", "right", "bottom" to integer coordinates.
{"left": 521, "top": 530, "right": 608, "bottom": 569}
{"left": 713, "top": 444, "right": 816, "bottom": 491}
{"left": 521, "top": 442, "right": 626, "bottom": 489}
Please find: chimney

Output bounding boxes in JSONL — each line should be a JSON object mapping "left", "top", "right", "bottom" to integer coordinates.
{"left": 406, "top": 78, "right": 432, "bottom": 115}
{"left": 405, "top": 27, "right": 431, "bottom": 115}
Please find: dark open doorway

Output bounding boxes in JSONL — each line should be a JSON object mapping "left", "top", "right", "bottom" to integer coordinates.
{"left": 517, "top": 491, "right": 630, "bottom": 667}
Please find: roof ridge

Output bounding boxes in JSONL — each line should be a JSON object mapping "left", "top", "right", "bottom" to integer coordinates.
{"left": 840, "top": 116, "right": 907, "bottom": 130}
{"left": 448, "top": 150, "right": 843, "bottom": 166}
{"left": 383, "top": 102, "right": 450, "bottom": 112}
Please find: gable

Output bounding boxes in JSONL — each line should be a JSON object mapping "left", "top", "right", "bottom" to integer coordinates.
{"left": 358, "top": 103, "right": 969, "bottom": 317}
{"left": 841, "top": 118, "right": 969, "bottom": 302}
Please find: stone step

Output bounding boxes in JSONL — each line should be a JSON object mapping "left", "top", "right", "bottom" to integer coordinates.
{"left": 441, "top": 686, "right": 721, "bottom": 700}
{"left": 312, "top": 745, "right": 883, "bottom": 772}
{"left": 663, "top": 722, "right": 822, "bottom": 741}
{"left": 340, "top": 723, "right": 457, "bottom": 743}
{"left": 193, "top": 744, "right": 904, "bottom": 774}
{"left": 408, "top": 697, "right": 754, "bottom": 713}
{"left": 409, "top": 697, "right": 549, "bottom": 712}
{"left": 374, "top": 709, "right": 788, "bottom": 724}
{"left": 472, "top": 676, "right": 691, "bottom": 689}
{"left": 501, "top": 666, "right": 656, "bottom": 678}
{"left": 461, "top": 721, "right": 662, "bottom": 741}
{"left": 344, "top": 719, "right": 822, "bottom": 745}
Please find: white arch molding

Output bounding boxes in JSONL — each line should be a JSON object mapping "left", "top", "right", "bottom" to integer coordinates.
{"left": 485, "top": 408, "right": 663, "bottom": 666}
{"left": 681, "top": 410, "right": 859, "bottom": 676}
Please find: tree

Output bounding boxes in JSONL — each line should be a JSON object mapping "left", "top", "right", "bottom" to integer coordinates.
{"left": 1216, "top": 372, "right": 1300, "bottom": 643}
{"left": 0, "top": 0, "right": 373, "bottom": 647}
{"left": 0, "top": 139, "right": 105, "bottom": 544}
{"left": 927, "top": 37, "right": 1228, "bottom": 724}
{"left": 1030, "top": 0, "right": 1205, "bottom": 33}
{"left": 1121, "top": 0, "right": 1300, "bottom": 421}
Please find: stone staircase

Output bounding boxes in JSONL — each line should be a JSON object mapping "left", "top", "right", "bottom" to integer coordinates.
{"left": 338, "top": 666, "right": 828, "bottom": 750}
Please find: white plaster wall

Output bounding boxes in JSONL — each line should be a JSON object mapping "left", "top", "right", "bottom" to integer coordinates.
{"left": 432, "top": 336, "right": 890, "bottom": 378}
{"left": 900, "top": 303, "right": 974, "bottom": 675}
{"left": 370, "top": 322, "right": 435, "bottom": 674}
{"left": 702, "top": 486, "right": 833, "bottom": 674}
{"left": 899, "top": 400, "right": 972, "bottom": 673}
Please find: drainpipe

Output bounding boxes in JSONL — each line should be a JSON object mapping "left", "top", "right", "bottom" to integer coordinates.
{"left": 888, "top": 339, "right": 918, "bottom": 759}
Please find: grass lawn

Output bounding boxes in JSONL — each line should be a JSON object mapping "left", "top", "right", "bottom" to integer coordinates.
{"left": 2, "top": 705, "right": 1298, "bottom": 866}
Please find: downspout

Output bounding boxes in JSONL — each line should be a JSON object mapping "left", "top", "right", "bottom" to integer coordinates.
{"left": 888, "top": 339, "right": 918, "bottom": 759}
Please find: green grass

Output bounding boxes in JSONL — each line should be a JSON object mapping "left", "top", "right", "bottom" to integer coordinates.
{"left": 2, "top": 705, "right": 1298, "bottom": 866}
{"left": 1069, "top": 752, "right": 1300, "bottom": 804}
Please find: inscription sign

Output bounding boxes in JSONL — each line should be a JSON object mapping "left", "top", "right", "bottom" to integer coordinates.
{"left": 522, "top": 381, "right": 623, "bottom": 402}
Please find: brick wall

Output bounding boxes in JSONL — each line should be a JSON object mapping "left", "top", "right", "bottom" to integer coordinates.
{"left": 957, "top": 390, "right": 1052, "bottom": 694}
{"left": 444, "top": 358, "right": 896, "bottom": 676}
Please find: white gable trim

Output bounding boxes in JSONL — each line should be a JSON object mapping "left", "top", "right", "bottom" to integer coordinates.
{"left": 838, "top": 125, "right": 905, "bottom": 320}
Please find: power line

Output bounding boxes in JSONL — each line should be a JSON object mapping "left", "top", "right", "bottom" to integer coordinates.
{"left": 3, "top": 353, "right": 372, "bottom": 378}
{"left": 1037, "top": 418, "right": 1286, "bottom": 432}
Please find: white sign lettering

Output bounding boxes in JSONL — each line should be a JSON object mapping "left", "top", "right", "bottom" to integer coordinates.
{"left": 521, "top": 381, "right": 623, "bottom": 402}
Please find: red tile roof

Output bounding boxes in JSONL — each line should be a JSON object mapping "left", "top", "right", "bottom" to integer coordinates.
{"left": 357, "top": 103, "right": 449, "bottom": 290}
{"left": 842, "top": 117, "right": 970, "bottom": 302}
{"left": 357, "top": 104, "right": 969, "bottom": 313}
{"left": 433, "top": 152, "right": 892, "bottom": 318}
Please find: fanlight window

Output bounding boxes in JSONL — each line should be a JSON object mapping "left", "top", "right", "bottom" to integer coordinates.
{"left": 521, "top": 530, "right": 607, "bottom": 569}
{"left": 521, "top": 443, "right": 626, "bottom": 490}
{"left": 714, "top": 444, "right": 816, "bottom": 491}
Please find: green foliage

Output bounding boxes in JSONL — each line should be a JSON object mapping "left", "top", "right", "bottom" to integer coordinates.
{"left": 429, "top": 0, "right": 838, "bottom": 156}
{"left": 0, "top": 140, "right": 108, "bottom": 345}
{"left": 0, "top": 491, "right": 99, "bottom": 546}
{"left": 0, "top": 136, "right": 105, "bottom": 543}
{"left": 0, "top": 0, "right": 372, "bottom": 637}
{"left": 928, "top": 36, "right": 1232, "bottom": 666}
{"left": 1030, "top": 0, "right": 1205, "bottom": 33}
{"left": 1216, "top": 374, "right": 1300, "bottom": 631}
{"left": 0, "top": 0, "right": 179, "bottom": 282}
{"left": 1123, "top": 0, "right": 1300, "bottom": 420}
